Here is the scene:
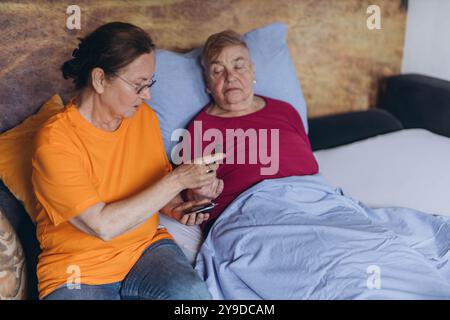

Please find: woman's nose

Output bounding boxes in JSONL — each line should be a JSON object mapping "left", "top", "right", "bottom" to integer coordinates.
{"left": 225, "top": 69, "right": 237, "bottom": 82}
{"left": 140, "top": 87, "right": 151, "bottom": 100}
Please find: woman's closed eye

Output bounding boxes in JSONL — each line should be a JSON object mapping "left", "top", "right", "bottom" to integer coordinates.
{"left": 234, "top": 59, "right": 248, "bottom": 70}
{"left": 212, "top": 67, "right": 224, "bottom": 75}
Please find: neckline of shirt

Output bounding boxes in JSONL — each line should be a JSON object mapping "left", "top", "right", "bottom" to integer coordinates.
{"left": 202, "top": 95, "right": 269, "bottom": 120}
{"left": 66, "top": 99, "right": 132, "bottom": 140}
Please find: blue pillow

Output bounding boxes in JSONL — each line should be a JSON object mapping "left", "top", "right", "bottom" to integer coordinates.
{"left": 149, "top": 22, "right": 308, "bottom": 159}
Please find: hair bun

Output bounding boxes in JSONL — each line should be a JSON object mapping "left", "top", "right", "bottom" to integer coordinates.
{"left": 61, "top": 58, "right": 81, "bottom": 81}
{"left": 62, "top": 40, "right": 87, "bottom": 82}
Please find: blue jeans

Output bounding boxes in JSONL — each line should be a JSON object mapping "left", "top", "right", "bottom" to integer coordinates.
{"left": 42, "top": 239, "right": 211, "bottom": 300}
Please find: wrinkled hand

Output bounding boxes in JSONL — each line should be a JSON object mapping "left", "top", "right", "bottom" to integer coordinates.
{"left": 185, "top": 178, "right": 224, "bottom": 201}
{"left": 164, "top": 198, "right": 211, "bottom": 226}
{"left": 172, "top": 153, "right": 225, "bottom": 190}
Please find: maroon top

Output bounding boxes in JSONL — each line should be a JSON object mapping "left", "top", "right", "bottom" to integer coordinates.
{"left": 185, "top": 96, "right": 319, "bottom": 225}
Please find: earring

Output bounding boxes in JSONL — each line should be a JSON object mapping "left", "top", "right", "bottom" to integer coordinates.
{"left": 253, "top": 80, "right": 257, "bottom": 84}
{"left": 206, "top": 88, "right": 211, "bottom": 94}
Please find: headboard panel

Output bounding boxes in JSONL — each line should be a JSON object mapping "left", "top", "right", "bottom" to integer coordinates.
{"left": 0, "top": 0, "right": 406, "bottom": 133}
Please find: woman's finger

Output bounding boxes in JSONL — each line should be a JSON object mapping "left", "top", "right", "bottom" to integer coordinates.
{"left": 198, "top": 213, "right": 210, "bottom": 224}
{"left": 207, "top": 162, "right": 219, "bottom": 171}
{"left": 179, "top": 214, "right": 190, "bottom": 225}
{"left": 201, "top": 162, "right": 218, "bottom": 175}
{"left": 186, "top": 213, "right": 197, "bottom": 226}
{"left": 202, "top": 153, "right": 226, "bottom": 164}
{"left": 195, "top": 213, "right": 204, "bottom": 224}
{"left": 180, "top": 211, "right": 210, "bottom": 225}
{"left": 204, "top": 163, "right": 215, "bottom": 174}
{"left": 191, "top": 152, "right": 226, "bottom": 165}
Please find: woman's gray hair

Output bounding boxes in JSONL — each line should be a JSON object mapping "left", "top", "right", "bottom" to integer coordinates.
{"left": 201, "top": 30, "right": 249, "bottom": 69}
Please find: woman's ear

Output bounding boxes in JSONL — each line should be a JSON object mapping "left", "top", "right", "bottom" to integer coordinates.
{"left": 91, "top": 67, "right": 106, "bottom": 94}
{"left": 251, "top": 62, "right": 256, "bottom": 83}
{"left": 205, "top": 80, "right": 212, "bottom": 94}
{"left": 203, "top": 71, "right": 212, "bottom": 94}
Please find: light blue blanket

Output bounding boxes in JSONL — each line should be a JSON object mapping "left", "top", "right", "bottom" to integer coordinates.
{"left": 195, "top": 175, "right": 450, "bottom": 299}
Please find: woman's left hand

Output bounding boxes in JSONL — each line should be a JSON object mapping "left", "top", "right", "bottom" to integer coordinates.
{"left": 164, "top": 198, "right": 211, "bottom": 226}
{"left": 185, "top": 178, "right": 224, "bottom": 201}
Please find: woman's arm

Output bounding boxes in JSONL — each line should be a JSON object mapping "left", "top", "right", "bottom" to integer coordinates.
{"left": 70, "top": 155, "right": 222, "bottom": 241}
{"left": 70, "top": 172, "right": 182, "bottom": 241}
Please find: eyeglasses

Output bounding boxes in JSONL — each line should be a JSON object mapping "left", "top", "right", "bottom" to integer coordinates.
{"left": 112, "top": 72, "right": 156, "bottom": 95}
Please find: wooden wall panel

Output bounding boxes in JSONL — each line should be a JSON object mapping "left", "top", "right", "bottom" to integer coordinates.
{"left": 0, "top": 0, "right": 406, "bottom": 132}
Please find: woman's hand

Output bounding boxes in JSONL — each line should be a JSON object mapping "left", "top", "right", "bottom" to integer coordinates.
{"left": 170, "top": 153, "right": 225, "bottom": 191}
{"left": 163, "top": 198, "right": 212, "bottom": 226}
{"left": 185, "top": 178, "right": 224, "bottom": 201}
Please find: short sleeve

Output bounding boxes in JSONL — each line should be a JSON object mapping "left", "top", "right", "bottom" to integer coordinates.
{"left": 32, "top": 144, "right": 101, "bottom": 226}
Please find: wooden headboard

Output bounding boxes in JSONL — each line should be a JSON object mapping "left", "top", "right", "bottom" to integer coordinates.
{"left": 0, "top": 0, "right": 406, "bottom": 133}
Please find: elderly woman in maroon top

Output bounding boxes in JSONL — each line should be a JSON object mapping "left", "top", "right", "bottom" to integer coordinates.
{"left": 185, "top": 30, "right": 319, "bottom": 235}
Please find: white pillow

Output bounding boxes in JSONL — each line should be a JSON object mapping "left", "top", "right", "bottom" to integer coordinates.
{"left": 314, "top": 129, "right": 450, "bottom": 217}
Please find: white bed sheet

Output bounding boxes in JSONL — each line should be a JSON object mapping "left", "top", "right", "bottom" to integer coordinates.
{"left": 161, "top": 128, "right": 450, "bottom": 260}
{"left": 314, "top": 129, "right": 450, "bottom": 217}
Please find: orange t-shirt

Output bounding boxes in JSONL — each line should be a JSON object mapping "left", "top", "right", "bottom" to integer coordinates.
{"left": 32, "top": 101, "right": 172, "bottom": 299}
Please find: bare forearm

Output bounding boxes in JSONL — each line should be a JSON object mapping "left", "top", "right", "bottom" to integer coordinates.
{"left": 97, "top": 173, "right": 183, "bottom": 240}
{"left": 72, "top": 156, "right": 222, "bottom": 241}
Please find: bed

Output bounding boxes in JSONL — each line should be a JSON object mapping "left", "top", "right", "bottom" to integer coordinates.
{"left": 162, "top": 72, "right": 450, "bottom": 299}
{"left": 1, "top": 22, "right": 450, "bottom": 300}
{"left": 152, "top": 25, "right": 450, "bottom": 299}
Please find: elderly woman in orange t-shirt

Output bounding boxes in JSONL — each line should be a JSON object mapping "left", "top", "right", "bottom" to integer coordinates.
{"left": 31, "top": 22, "right": 223, "bottom": 300}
